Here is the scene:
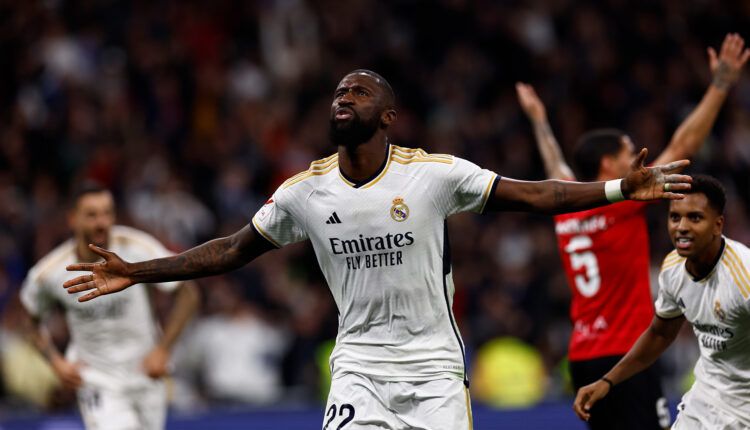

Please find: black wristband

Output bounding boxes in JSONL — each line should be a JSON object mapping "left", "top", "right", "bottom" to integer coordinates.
{"left": 601, "top": 377, "right": 614, "bottom": 389}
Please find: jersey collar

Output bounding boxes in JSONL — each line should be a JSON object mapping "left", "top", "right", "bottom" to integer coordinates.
{"left": 685, "top": 237, "right": 726, "bottom": 283}
{"left": 338, "top": 143, "right": 392, "bottom": 189}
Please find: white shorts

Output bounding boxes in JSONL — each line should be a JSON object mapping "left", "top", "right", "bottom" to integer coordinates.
{"left": 672, "top": 386, "right": 750, "bottom": 430}
{"left": 323, "top": 372, "right": 472, "bottom": 430}
{"left": 77, "top": 380, "right": 167, "bottom": 430}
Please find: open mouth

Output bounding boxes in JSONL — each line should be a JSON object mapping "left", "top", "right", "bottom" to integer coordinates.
{"left": 335, "top": 107, "right": 354, "bottom": 120}
{"left": 675, "top": 237, "right": 693, "bottom": 250}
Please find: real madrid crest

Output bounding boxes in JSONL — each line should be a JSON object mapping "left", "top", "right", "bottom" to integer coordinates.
{"left": 714, "top": 300, "right": 726, "bottom": 322}
{"left": 390, "top": 197, "right": 409, "bottom": 222}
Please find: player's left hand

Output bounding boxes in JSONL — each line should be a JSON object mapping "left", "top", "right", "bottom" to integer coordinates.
{"left": 573, "top": 379, "right": 610, "bottom": 421}
{"left": 622, "top": 148, "right": 691, "bottom": 200}
{"left": 142, "top": 345, "right": 170, "bottom": 379}
{"left": 709, "top": 33, "right": 750, "bottom": 90}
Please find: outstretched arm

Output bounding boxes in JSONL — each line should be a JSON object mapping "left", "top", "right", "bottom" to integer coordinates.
{"left": 485, "top": 148, "right": 691, "bottom": 214}
{"left": 64, "top": 224, "right": 276, "bottom": 302}
{"left": 516, "top": 82, "right": 576, "bottom": 180}
{"left": 573, "top": 315, "right": 684, "bottom": 422}
{"left": 653, "top": 33, "right": 749, "bottom": 166}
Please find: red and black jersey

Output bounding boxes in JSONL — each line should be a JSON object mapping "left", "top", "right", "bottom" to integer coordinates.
{"left": 554, "top": 201, "right": 654, "bottom": 361}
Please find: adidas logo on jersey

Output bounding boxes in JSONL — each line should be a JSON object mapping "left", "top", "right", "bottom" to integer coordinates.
{"left": 326, "top": 212, "right": 343, "bottom": 224}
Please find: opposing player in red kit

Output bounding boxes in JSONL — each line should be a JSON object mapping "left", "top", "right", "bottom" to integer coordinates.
{"left": 517, "top": 33, "right": 749, "bottom": 429}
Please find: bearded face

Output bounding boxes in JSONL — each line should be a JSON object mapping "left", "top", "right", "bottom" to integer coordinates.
{"left": 329, "top": 73, "right": 390, "bottom": 147}
{"left": 329, "top": 107, "right": 381, "bottom": 147}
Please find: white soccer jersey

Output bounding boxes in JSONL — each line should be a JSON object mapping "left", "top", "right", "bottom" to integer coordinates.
{"left": 20, "top": 225, "right": 181, "bottom": 391}
{"left": 656, "top": 237, "right": 750, "bottom": 422}
{"left": 253, "top": 144, "right": 498, "bottom": 383}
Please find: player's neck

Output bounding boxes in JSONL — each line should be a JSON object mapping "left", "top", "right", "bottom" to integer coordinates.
{"left": 337, "top": 135, "right": 389, "bottom": 182}
{"left": 685, "top": 237, "right": 725, "bottom": 280}
{"left": 76, "top": 240, "right": 105, "bottom": 263}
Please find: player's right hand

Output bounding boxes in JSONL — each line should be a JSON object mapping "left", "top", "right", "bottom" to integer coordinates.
{"left": 572, "top": 379, "right": 610, "bottom": 422}
{"left": 51, "top": 356, "right": 83, "bottom": 390}
{"left": 64, "top": 244, "right": 134, "bottom": 302}
{"left": 515, "top": 82, "right": 548, "bottom": 123}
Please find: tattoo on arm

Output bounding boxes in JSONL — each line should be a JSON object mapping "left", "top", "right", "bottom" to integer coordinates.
{"left": 553, "top": 182, "right": 567, "bottom": 206}
{"left": 131, "top": 226, "right": 267, "bottom": 283}
{"left": 712, "top": 61, "right": 733, "bottom": 90}
{"left": 535, "top": 121, "right": 554, "bottom": 140}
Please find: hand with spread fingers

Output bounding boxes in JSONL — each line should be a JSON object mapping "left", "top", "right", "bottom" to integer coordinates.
{"left": 709, "top": 32, "right": 750, "bottom": 91}
{"left": 622, "top": 148, "right": 691, "bottom": 201}
{"left": 573, "top": 379, "right": 611, "bottom": 422}
{"left": 64, "top": 244, "right": 134, "bottom": 302}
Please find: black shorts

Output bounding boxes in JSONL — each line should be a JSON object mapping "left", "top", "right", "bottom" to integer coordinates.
{"left": 569, "top": 355, "right": 670, "bottom": 430}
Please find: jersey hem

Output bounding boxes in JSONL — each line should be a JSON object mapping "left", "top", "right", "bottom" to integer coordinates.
{"left": 251, "top": 218, "right": 282, "bottom": 248}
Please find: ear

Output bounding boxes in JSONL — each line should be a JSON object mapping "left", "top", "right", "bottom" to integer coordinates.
{"left": 599, "top": 156, "right": 615, "bottom": 177}
{"left": 67, "top": 210, "right": 76, "bottom": 230}
{"left": 714, "top": 215, "right": 724, "bottom": 236}
{"left": 381, "top": 108, "right": 397, "bottom": 127}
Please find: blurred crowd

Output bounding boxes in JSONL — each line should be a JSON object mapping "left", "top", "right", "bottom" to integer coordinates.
{"left": 1, "top": 0, "right": 750, "bottom": 414}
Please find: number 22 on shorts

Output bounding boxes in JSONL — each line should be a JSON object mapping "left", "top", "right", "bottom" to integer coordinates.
{"left": 323, "top": 403, "right": 355, "bottom": 430}
{"left": 565, "top": 235, "right": 601, "bottom": 297}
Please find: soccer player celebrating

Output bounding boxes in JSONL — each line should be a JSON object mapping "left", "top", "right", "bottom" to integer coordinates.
{"left": 517, "top": 33, "right": 748, "bottom": 429}
{"left": 21, "top": 184, "right": 199, "bottom": 430}
{"left": 574, "top": 175, "right": 750, "bottom": 429}
{"left": 63, "top": 69, "right": 690, "bottom": 430}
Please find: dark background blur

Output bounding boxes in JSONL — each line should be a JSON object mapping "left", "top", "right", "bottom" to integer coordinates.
{"left": 1, "top": 0, "right": 749, "bottom": 422}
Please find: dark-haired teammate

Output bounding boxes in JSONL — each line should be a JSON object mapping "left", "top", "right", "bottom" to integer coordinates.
{"left": 574, "top": 175, "right": 750, "bottom": 429}
{"left": 20, "top": 184, "right": 199, "bottom": 430}
{"left": 517, "top": 33, "right": 749, "bottom": 429}
{"left": 62, "top": 69, "right": 690, "bottom": 430}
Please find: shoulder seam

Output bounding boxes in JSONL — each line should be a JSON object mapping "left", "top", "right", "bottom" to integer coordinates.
{"left": 391, "top": 146, "right": 453, "bottom": 165}
{"left": 281, "top": 159, "right": 339, "bottom": 189}
{"left": 112, "top": 226, "right": 170, "bottom": 256}
{"left": 31, "top": 241, "right": 75, "bottom": 280}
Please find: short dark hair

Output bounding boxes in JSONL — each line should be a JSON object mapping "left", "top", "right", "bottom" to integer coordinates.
{"left": 573, "top": 128, "right": 627, "bottom": 181}
{"left": 687, "top": 174, "right": 726, "bottom": 215}
{"left": 70, "top": 180, "right": 111, "bottom": 208}
{"left": 347, "top": 69, "right": 395, "bottom": 107}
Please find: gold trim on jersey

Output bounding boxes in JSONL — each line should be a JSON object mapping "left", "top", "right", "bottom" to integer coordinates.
{"left": 252, "top": 217, "right": 281, "bottom": 248}
{"left": 391, "top": 146, "right": 453, "bottom": 165}
{"left": 479, "top": 173, "right": 497, "bottom": 213}
{"left": 281, "top": 154, "right": 339, "bottom": 189}
{"left": 660, "top": 250, "right": 686, "bottom": 272}
{"left": 338, "top": 171, "right": 355, "bottom": 186}
{"left": 723, "top": 245, "right": 750, "bottom": 299}
{"left": 360, "top": 145, "right": 394, "bottom": 189}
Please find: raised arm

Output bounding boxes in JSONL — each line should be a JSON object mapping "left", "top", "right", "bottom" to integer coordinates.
{"left": 652, "top": 33, "right": 749, "bottom": 166}
{"left": 572, "top": 315, "right": 685, "bottom": 422}
{"left": 485, "top": 148, "right": 691, "bottom": 214}
{"left": 516, "top": 82, "right": 576, "bottom": 180}
{"left": 64, "top": 224, "right": 275, "bottom": 302}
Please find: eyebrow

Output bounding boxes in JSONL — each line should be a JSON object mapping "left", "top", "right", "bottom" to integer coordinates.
{"left": 336, "top": 83, "right": 374, "bottom": 92}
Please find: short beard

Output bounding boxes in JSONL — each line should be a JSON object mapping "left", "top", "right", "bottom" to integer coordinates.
{"left": 329, "top": 115, "right": 380, "bottom": 148}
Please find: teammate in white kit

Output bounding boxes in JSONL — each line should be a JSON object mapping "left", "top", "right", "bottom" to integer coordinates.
{"left": 574, "top": 175, "right": 750, "bottom": 429}
{"left": 21, "top": 184, "right": 199, "bottom": 430}
{"left": 63, "top": 70, "right": 691, "bottom": 430}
